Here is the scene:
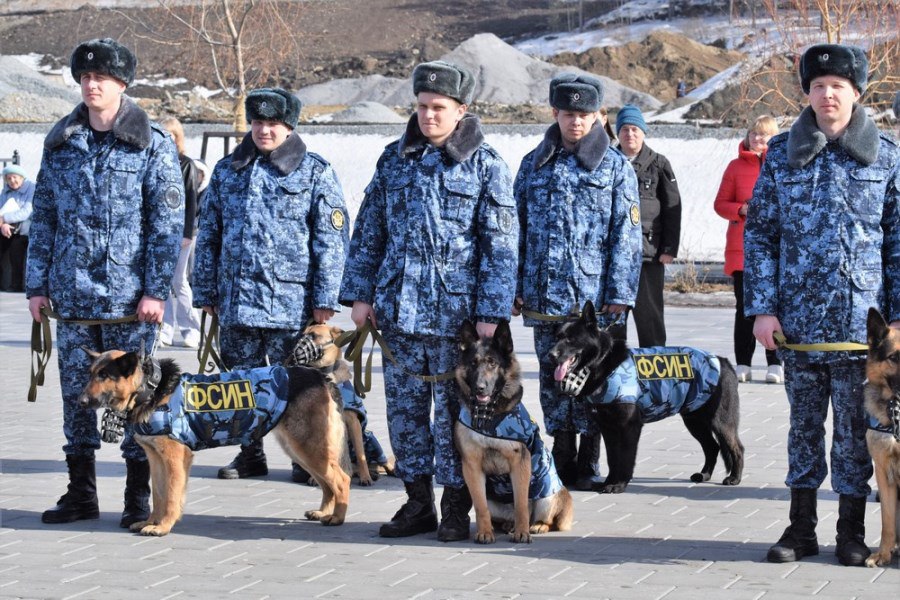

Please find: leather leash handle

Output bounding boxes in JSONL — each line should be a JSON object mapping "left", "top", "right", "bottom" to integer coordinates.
{"left": 773, "top": 331, "right": 868, "bottom": 353}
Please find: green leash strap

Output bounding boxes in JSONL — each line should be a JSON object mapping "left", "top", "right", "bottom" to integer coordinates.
{"left": 520, "top": 308, "right": 576, "bottom": 323}
{"left": 197, "top": 311, "right": 228, "bottom": 374}
{"left": 773, "top": 331, "right": 868, "bottom": 353}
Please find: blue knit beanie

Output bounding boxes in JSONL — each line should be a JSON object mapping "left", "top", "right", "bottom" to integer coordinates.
{"left": 2, "top": 165, "right": 27, "bottom": 179}
{"left": 615, "top": 104, "right": 647, "bottom": 135}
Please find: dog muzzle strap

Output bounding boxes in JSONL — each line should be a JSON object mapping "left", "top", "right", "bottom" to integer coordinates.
{"left": 891, "top": 394, "right": 900, "bottom": 442}
{"left": 559, "top": 367, "right": 590, "bottom": 396}
{"left": 101, "top": 408, "right": 127, "bottom": 444}
{"left": 288, "top": 334, "right": 326, "bottom": 366}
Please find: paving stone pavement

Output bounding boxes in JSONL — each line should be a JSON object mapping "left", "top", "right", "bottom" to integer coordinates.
{"left": 0, "top": 291, "right": 896, "bottom": 599}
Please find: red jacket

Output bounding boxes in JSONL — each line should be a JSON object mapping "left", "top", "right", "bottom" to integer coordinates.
{"left": 713, "top": 141, "right": 766, "bottom": 275}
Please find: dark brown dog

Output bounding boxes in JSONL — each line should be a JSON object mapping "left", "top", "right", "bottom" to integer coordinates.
{"left": 79, "top": 349, "right": 350, "bottom": 536}
{"left": 455, "top": 319, "right": 573, "bottom": 544}
{"left": 863, "top": 308, "right": 900, "bottom": 567}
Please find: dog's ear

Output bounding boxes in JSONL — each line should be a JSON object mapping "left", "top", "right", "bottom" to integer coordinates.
{"left": 81, "top": 346, "right": 101, "bottom": 360}
{"left": 582, "top": 300, "right": 597, "bottom": 325}
{"left": 114, "top": 352, "right": 141, "bottom": 376}
{"left": 459, "top": 319, "right": 479, "bottom": 351}
{"left": 492, "top": 319, "right": 514, "bottom": 356}
{"left": 867, "top": 307, "right": 890, "bottom": 348}
{"left": 330, "top": 325, "right": 343, "bottom": 340}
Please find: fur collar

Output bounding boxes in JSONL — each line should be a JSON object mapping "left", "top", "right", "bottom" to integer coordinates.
{"left": 230, "top": 130, "right": 307, "bottom": 175}
{"left": 787, "top": 104, "right": 880, "bottom": 168}
{"left": 398, "top": 113, "right": 485, "bottom": 163}
{"left": 532, "top": 122, "right": 609, "bottom": 171}
{"left": 44, "top": 95, "right": 152, "bottom": 150}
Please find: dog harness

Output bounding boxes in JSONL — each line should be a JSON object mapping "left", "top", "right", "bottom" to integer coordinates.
{"left": 867, "top": 394, "right": 900, "bottom": 442}
{"left": 586, "top": 347, "right": 722, "bottom": 423}
{"left": 134, "top": 366, "right": 291, "bottom": 451}
{"left": 458, "top": 403, "right": 563, "bottom": 502}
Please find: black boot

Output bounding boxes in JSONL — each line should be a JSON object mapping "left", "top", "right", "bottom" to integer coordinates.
{"left": 552, "top": 431, "right": 578, "bottom": 487}
{"left": 120, "top": 458, "right": 151, "bottom": 528}
{"left": 42, "top": 455, "right": 100, "bottom": 524}
{"left": 379, "top": 475, "right": 438, "bottom": 538}
{"left": 767, "top": 488, "right": 819, "bottom": 562}
{"left": 574, "top": 433, "right": 602, "bottom": 491}
{"left": 291, "top": 462, "right": 313, "bottom": 485}
{"left": 217, "top": 440, "right": 268, "bottom": 479}
{"left": 835, "top": 494, "right": 871, "bottom": 566}
{"left": 437, "top": 485, "right": 472, "bottom": 542}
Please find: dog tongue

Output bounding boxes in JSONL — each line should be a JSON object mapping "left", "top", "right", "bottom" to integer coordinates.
{"left": 476, "top": 394, "right": 491, "bottom": 404}
{"left": 554, "top": 357, "right": 574, "bottom": 382}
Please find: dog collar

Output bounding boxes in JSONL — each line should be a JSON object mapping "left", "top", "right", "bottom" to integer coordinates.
{"left": 141, "top": 356, "right": 162, "bottom": 392}
{"left": 559, "top": 366, "right": 590, "bottom": 396}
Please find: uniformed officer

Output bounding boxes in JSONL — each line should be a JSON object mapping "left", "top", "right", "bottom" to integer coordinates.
{"left": 514, "top": 73, "right": 642, "bottom": 491}
{"left": 745, "top": 44, "right": 900, "bottom": 566}
{"left": 26, "top": 38, "right": 184, "bottom": 527}
{"left": 192, "top": 88, "right": 349, "bottom": 481}
{"left": 339, "top": 61, "right": 519, "bottom": 541}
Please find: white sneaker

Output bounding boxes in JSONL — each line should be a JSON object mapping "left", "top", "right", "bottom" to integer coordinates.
{"left": 182, "top": 330, "right": 201, "bottom": 349}
{"left": 158, "top": 324, "right": 174, "bottom": 346}
{"left": 735, "top": 365, "right": 752, "bottom": 383}
{"left": 766, "top": 364, "right": 784, "bottom": 384}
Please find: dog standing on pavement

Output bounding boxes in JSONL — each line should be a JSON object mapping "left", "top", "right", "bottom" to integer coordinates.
{"left": 455, "top": 319, "right": 573, "bottom": 544}
{"left": 863, "top": 307, "right": 900, "bottom": 567}
{"left": 79, "top": 349, "right": 350, "bottom": 536}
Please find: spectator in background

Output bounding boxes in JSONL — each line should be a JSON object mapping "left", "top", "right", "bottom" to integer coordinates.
{"left": 615, "top": 105, "right": 682, "bottom": 347}
{"left": 713, "top": 115, "right": 782, "bottom": 383}
{"left": 158, "top": 116, "right": 202, "bottom": 348}
{"left": 0, "top": 164, "right": 34, "bottom": 292}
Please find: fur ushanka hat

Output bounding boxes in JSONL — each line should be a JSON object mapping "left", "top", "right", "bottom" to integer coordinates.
{"left": 245, "top": 88, "right": 302, "bottom": 129}
{"left": 799, "top": 44, "right": 868, "bottom": 94}
{"left": 412, "top": 61, "right": 476, "bottom": 105}
{"left": 70, "top": 38, "right": 136, "bottom": 86}
{"left": 549, "top": 73, "right": 604, "bottom": 112}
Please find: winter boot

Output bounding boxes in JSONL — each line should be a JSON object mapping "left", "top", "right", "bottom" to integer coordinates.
{"left": 42, "top": 455, "right": 100, "bottom": 524}
{"left": 437, "top": 485, "right": 472, "bottom": 542}
{"left": 120, "top": 458, "right": 151, "bottom": 528}
{"left": 574, "top": 433, "right": 603, "bottom": 491}
{"left": 217, "top": 440, "right": 268, "bottom": 479}
{"left": 551, "top": 431, "right": 578, "bottom": 487}
{"left": 291, "top": 462, "right": 314, "bottom": 485}
{"left": 379, "top": 475, "right": 438, "bottom": 537}
{"left": 835, "top": 494, "right": 871, "bottom": 566}
{"left": 766, "top": 488, "right": 820, "bottom": 562}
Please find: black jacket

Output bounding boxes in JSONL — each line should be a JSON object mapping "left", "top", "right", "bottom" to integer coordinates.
{"left": 621, "top": 143, "right": 681, "bottom": 261}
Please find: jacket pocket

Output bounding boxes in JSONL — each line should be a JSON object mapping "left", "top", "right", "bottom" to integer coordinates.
{"left": 441, "top": 171, "right": 480, "bottom": 224}
{"left": 848, "top": 168, "right": 886, "bottom": 217}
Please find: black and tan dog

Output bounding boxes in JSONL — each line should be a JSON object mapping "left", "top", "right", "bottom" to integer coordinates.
{"left": 79, "top": 349, "right": 350, "bottom": 536}
{"left": 455, "top": 319, "right": 573, "bottom": 544}
{"left": 549, "top": 301, "right": 743, "bottom": 493}
{"left": 863, "top": 308, "right": 900, "bottom": 568}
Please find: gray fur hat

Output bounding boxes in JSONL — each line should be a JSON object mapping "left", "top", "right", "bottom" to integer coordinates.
{"left": 412, "top": 61, "right": 475, "bottom": 105}
{"left": 799, "top": 44, "right": 868, "bottom": 94}
{"left": 70, "top": 38, "right": 136, "bottom": 86}
{"left": 245, "top": 88, "right": 302, "bottom": 129}
{"left": 549, "top": 73, "right": 604, "bottom": 112}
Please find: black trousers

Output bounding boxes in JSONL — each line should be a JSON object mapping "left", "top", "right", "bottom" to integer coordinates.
{"left": 0, "top": 233, "right": 27, "bottom": 291}
{"left": 632, "top": 260, "right": 666, "bottom": 347}
{"left": 732, "top": 270, "right": 778, "bottom": 366}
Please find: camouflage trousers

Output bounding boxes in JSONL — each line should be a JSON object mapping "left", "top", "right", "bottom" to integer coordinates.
{"left": 56, "top": 320, "right": 158, "bottom": 459}
{"left": 219, "top": 325, "right": 302, "bottom": 370}
{"left": 533, "top": 324, "right": 596, "bottom": 436}
{"left": 381, "top": 327, "right": 463, "bottom": 487}
{"left": 783, "top": 360, "right": 873, "bottom": 496}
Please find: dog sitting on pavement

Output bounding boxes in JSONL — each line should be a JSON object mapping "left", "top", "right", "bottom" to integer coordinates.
{"left": 455, "top": 319, "right": 573, "bottom": 544}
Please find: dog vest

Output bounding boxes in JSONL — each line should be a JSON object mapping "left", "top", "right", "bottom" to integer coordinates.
{"left": 134, "top": 366, "right": 291, "bottom": 451}
{"left": 587, "top": 347, "right": 721, "bottom": 423}
{"left": 458, "top": 403, "right": 563, "bottom": 502}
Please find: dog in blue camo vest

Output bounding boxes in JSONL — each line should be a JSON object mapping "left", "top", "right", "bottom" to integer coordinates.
{"left": 79, "top": 348, "right": 350, "bottom": 536}
{"left": 550, "top": 301, "right": 744, "bottom": 494}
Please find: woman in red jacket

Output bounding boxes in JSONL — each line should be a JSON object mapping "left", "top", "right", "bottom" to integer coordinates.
{"left": 714, "top": 115, "right": 781, "bottom": 383}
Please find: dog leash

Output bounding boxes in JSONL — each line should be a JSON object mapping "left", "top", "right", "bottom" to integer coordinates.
{"left": 773, "top": 331, "right": 868, "bottom": 353}
{"left": 29, "top": 306, "right": 138, "bottom": 403}
{"left": 197, "top": 311, "right": 228, "bottom": 374}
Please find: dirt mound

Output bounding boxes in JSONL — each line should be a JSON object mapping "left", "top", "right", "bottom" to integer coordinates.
{"left": 549, "top": 31, "right": 744, "bottom": 103}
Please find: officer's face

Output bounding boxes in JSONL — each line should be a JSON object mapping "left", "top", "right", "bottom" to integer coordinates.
{"left": 554, "top": 109, "right": 599, "bottom": 147}
{"left": 3, "top": 174, "right": 24, "bottom": 191}
{"left": 250, "top": 119, "right": 291, "bottom": 154}
{"left": 618, "top": 125, "right": 645, "bottom": 157}
{"left": 80, "top": 72, "right": 126, "bottom": 113}
{"left": 416, "top": 92, "right": 466, "bottom": 147}
{"left": 808, "top": 75, "right": 860, "bottom": 127}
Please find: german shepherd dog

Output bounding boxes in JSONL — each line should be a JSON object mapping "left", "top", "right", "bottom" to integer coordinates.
{"left": 549, "top": 301, "right": 744, "bottom": 493}
{"left": 455, "top": 319, "right": 573, "bottom": 544}
{"left": 78, "top": 349, "right": 350, "bottom": 536}
{"left": 863, "top": 308, "right": 900, "bottom": 567}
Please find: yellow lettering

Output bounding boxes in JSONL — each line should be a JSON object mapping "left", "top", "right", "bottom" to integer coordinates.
{"left": 206, "top": 383, "right": 222, "bottom": 410}
{"left": 184, "top": 379, "right": 257, "bottom": 412}
{"left": 635, "top": 353, "right": 694, "bottom": 381}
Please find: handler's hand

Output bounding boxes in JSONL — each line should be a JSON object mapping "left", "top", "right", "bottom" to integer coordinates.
{"left": 313, "top": 308, "right": 335, "bottom": 323}
{"left": 511, "top": 296, "right": 524, "bottom": 317}
{"left": 351, "top": 301, "right": 378, "bottom": 329}
{"left": 202, "top": 305, "right": 217, "bottom": 317}
{"left": 29, "top": 295, "right": 49, "bottom": 322}
{"left": 476, "top": 321, "right": 497, "bottom": 338}
{"left": 136, "top": 296, "right": 165, "bottom": 324}
{"left": 659, "top": 253, "right": 675, "bottom": 265}
{"left": 753, "top": 314, "right": 782, "bottom": 351}
{"left": 602, "top": 303, "right": 627, "bottom": 314}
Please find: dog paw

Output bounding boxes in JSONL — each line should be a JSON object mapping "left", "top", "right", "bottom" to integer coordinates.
{"left": 529, "top": 523, "right": 550, "bottom": 534}
{"left": 320, "top": 514, "right": 344, "bottom": 526}
{"left": 129, "top": 521, "right": 150, "bottom": 532}
{"left": 139, "top": 525, "right": 170, "bottom": 536}
{"left": 509, "top": 531, "right": 532, "bottom": 544}
{"left": 722, "top": 476, "right": 741, "bottom": 486}
{"left": 356, "top": 477, "right": 374, "bottom": 487}
{"left": 474, "top": 531, "right": 496, "bottom": 544}
{"left": 865, "top": 551, "right": 892, "bottom": 567}
{"left": 690, "top": 472, "right": 712, "bottom": 483}
{"left": 305, "top": 510, "right": 325, "bottom": 521}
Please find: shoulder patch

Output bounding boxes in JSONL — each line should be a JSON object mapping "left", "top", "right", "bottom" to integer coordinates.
{"left": 165, "top": 185, "right": 183, "bottom": 209}
{"left": 630, "top": 203, "right": 640, "bottom": 226}
{"left": 330, "top": 208, "right": 345, "bottom": 230}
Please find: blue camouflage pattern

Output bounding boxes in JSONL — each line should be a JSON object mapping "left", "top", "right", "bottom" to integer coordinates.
{"left": 586, "top": 346, "right": 721, "bottom": 423}
{"left": 515, "top": 125, "right": 642, "bottom": 326}
{"left": 458, "top": 402, "right": 563, "bottom": 502}
{"left": 193, "top": 132, "right": 349, "bottom": 329}
{"left": 134, "top": 366, "right": 291, "bottom": 451}
{"left": 783, "top": 361, "right": 872, "bottom": 496}
{"left": 534, "top": 324, "right": 595, "bottom": 435}
{"left": 26, "top": 97, "right": 184, "bottom": 319}
{"left": 338, "top": 114, "right": 519, "bottom": 337}
{"left": 339, "top": 380, "right": 388, "bottom": 464}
